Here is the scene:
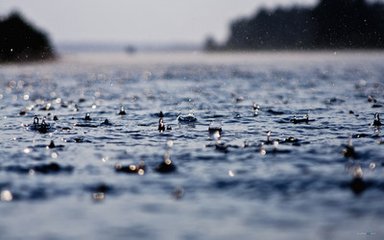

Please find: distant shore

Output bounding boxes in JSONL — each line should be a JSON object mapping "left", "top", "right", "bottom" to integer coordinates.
{"left": 205, "top": 0, "right": 384, "bottom": 51}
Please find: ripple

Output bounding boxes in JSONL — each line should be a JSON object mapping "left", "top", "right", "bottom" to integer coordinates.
{"left": 3, "top": 162, "right": 74, "bottom": 175}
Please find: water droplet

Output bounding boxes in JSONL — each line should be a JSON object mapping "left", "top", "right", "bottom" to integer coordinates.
{"left": 51, "top": 152, "right": 58, "bottom": 159}
{"left": 23, "top": 148, "right": 32, "bottom": 154}
{"left": 92, "top": 192, "right": 105, "bottom": 201}
{"left": 260, "top": 143, "right": 267, "bottom": 156}
{"left": 138, "top": 169, "right": 145, "bottom": 175}
{"left": 165, "top": 158, "right": 172, "bottom": 165}
{"left": 273, "top": 140, "right": 279, "bottom": 148}
{"left": 45, "top": 103, "right": 52, "bottom": 110}
{"left": 84, "top": 113, "right": 92, "bottom": 121}
{"left": 212, "top": 131, "right": 221, "bottom": 141}
{"left": 369, "top": 162, "right": 376, "bottom": 170}
{"left": 353, "top": 166, "right": 363, "bottom": 178}
{"left": 167, "top": 140, "right": 174, "bottom": 149}
{"left": 209, "top": 121, "right": 222, "bottom": 139}
{"left": 1, "top": 190, "right": 13, "bottom": 202}
{"left": 118, "top": 105, "right": 126, "bottom": 115}
{"left": 29, "top": 169, "right": 35, "bottom": 176}
{"left": 260, "top": 149, "right": 267, "bottom": 156}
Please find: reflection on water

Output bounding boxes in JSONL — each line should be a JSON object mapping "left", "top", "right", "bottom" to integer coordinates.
{"left": 0, "top": 51, "right": 384, "bottom": 239}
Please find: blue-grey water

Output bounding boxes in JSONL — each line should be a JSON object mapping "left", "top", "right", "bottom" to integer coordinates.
{"left": 1, "top": 51, "right": 384, "bottom": 240}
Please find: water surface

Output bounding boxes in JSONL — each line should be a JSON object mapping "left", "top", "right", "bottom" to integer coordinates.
{"left": 1, "top": 51, "right": 384, "bottom": 240}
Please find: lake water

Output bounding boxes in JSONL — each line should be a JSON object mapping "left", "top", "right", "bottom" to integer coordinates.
{"left": 0, "top": 51, "right": 384, "bottom": 239}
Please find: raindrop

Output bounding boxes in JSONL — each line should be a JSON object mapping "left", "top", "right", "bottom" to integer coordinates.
{"left": 0, "top": 190, "right": 13, "bottom": 202}
{"left": 118, "top": 105, "right": 126, "bottom": 115}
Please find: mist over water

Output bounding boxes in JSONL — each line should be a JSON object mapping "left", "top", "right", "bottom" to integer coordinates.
{"left": 0, "top": 51, "right": 384, "bottom": 239}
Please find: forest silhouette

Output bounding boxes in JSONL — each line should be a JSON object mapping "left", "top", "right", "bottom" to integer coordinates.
{"left": 205, "top": 0, "right": 384, "bottom": 51}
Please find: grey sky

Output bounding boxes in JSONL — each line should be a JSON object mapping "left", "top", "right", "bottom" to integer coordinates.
{"left": 0, "top": 0, "right": 316, "bottom": 44}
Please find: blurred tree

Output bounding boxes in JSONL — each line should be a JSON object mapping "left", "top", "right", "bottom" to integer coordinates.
{"left": 0, "top": 11, "right": 55, "bottom": 63}
{"left": 208, "top": 0, "right": 384, "bottom": 50}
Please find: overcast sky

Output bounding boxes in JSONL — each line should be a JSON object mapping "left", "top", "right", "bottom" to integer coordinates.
{"left": 0, "top": 0, "right": 317, "bottom": 45}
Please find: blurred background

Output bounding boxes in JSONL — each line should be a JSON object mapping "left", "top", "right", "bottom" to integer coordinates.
{"left": 0, "top": 0, "right": 317, "bottom": 52}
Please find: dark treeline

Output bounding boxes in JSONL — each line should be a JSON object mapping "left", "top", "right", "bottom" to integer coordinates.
{"left": 205, "top": 0, "right": 384, "bottom": 51}
{"left": 0, "top": 11, "right": 55, "bottom": 63}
